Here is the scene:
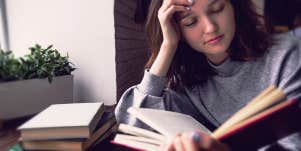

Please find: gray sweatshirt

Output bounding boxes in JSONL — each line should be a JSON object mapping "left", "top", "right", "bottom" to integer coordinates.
{"left": 115, "top": 33, "right": 301, "bottom": 150}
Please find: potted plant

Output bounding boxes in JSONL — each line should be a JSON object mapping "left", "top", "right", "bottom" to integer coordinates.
{"left": 0, "top": 44, "right": 75, "bottom": 119}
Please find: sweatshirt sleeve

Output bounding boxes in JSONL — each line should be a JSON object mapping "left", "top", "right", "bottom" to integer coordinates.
{"left": 114, "top": 70, "right": 169, "bottom": 128}
{"left": 278, "top": 38, "right": 301, "bottom": 100}
{"left": 264, "top": 36, "right": 301, "bottom": 151}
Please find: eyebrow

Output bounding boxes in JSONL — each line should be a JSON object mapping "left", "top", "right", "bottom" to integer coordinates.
{"left": 179, "top": 12, "right": 193, "bottom": 21}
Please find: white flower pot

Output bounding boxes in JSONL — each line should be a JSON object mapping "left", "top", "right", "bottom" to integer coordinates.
{"left": 0, "top": 75, "right": 74, "bottom": 119}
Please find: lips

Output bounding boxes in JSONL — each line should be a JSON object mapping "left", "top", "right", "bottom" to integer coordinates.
{"left": 204, "top": 35, "right": 224, "bottom": 45}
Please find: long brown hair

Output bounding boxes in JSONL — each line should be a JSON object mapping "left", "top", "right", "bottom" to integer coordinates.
{"left": 145, "top": 0, "right": 272, "bottom": 91}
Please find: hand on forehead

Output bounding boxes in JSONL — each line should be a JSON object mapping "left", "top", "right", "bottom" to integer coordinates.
{"left": 171, "top": 0, "right": 197, "bottom": 20}
{"left": 160, "top": 0, "right": 195, "bottom": 18}
{"left": 162, "top": 0, "right": 196, "bottom": 8}
{"left": 162, "top": 1, "right": 193, "bottom": 11}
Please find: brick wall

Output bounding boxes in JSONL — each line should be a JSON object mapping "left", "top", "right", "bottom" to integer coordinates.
{"left": 114, "top": 0, "right": 150, "bottom": 101}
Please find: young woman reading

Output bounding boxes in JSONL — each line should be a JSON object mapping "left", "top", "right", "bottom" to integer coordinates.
{"left": 115, "top": 0, "right": 301, "bottom": 150}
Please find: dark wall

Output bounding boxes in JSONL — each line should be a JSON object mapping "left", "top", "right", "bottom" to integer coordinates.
{"left": 114, "top": 0, "right": 150, "bottom": 101}
{"left": 264, "top": 0, "right": 301, "bottom": 31}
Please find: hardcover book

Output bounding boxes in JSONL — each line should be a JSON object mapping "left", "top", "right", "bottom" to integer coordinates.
{"left": 18, "top": 103, "right": 105, "bottom": 140}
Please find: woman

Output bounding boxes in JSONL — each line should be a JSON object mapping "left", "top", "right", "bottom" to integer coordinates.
{"left": 115, "top": 0, "right": 301, "bottom": 150}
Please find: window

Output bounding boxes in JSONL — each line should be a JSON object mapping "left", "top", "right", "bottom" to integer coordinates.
{"left": 0, "top": 0, "right": 9, "bottom": 51}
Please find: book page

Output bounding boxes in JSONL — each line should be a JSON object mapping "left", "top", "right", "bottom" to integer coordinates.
{"left": 114, "top": 135, "right": 162, "bottom": 151}
{"left": 114, "top": 134, "right": 163, "bottom": 146}
{"left": 118, "top": 124, "right": 165, "bottom": 142}
{"left": 128, "top": 107, "right": 211, "bottom": 141}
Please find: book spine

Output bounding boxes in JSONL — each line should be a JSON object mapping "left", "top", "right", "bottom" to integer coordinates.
{"left": 89, "top": 105, "right": 105, "bottom": 135}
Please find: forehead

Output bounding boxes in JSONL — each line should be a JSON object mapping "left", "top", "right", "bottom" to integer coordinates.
{"left": 177, "top": 0, "right": 220, "bottom": 17}
{"left": 193, "top": 0, "right": 218, "bottom": 7}
{"left": 190, "top": 0, "right": 219, "bottom": 10}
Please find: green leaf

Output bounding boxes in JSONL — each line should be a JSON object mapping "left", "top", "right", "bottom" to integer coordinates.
{"left": 0, "top": 44, "right": 75, "bottom": 83}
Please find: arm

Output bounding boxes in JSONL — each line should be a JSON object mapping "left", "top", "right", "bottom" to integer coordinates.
{"left": 115, "top": 0, "right": 194, "bottom": 128}
{"left": 114, "top": 69, "right": 201, "bottom": 129}
{"left": 114, "top": 70, "right": 168, "bottom": 128}
{"left": 278, "top": 38, "right": 301, "bottom": 100}
{"left": 261, "top": 35, "right": 301, "bottom": 151}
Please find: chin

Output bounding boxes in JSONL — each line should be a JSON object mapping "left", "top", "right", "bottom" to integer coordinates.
{"left": 210, "top": 47, "right": 228, "bottom": 54}
{"left": 195, "top": 45, "right": 228, "bottom": 55}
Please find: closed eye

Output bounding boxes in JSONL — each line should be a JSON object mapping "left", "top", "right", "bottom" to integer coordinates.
{"left": 209, "top": 3, "right": 225, "bottom": 14}
{"left": 180, "top": 15, "right": 198, "bottom": 27}
{"left": 184, "top": 19, "right": 197, "bottom": 27}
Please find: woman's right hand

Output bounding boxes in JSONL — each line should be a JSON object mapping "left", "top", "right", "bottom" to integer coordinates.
{"left": 150, "top": 0, "right": 194, "bottom": 76}
{"left": 158, "top": 0, "right": 194, "bottom": 48}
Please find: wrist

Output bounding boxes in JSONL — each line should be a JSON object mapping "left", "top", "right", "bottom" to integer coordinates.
{"left": 161, "top": 41, "right": 178, "bottom": 52}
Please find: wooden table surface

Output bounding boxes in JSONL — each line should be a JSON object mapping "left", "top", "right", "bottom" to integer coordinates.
{"left": 0, "top": 116, "right": 27, "bottom": 151}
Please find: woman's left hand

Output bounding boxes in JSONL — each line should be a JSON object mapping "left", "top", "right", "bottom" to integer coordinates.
{"left": 164, "top": 131, "right": 230, "bottom": 151}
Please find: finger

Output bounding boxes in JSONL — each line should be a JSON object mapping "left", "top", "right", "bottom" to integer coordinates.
{"left": 160, "top": 0, "right": 194, "bottom": 13}
{"left": 188, "top": 131, "right": 210, "bottom": 150}
{"left": 159, "top": 5, "right": 189, "bottom": 21}
{"left": 206, "top": 139, "right": 230, "bottom": 151}
{"left": 194, "top": 131, "right": 230, "bottom": 151}
{"left": 164, "top": 141, "right": 175, "bottom": 151}
{"left": 174, "top": 135, "right": 184, "bottom": 151}
{"left": 181, "top": 132, "right": 198, "bottom": 151}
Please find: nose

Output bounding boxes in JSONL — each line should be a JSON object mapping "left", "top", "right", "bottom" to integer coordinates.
{"left": 202, "top": 17, "right": 218, "bottom": 34}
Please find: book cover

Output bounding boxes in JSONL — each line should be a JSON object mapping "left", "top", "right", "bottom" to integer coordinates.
{"left": 219, "top": 98, "right": 301, "bottom": 150}
{"left": 18, "top": 102, "right": 105, "bottom": 140}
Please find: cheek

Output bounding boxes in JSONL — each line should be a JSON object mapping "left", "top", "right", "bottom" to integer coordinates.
{"left": 221, "top": 5, "right": 236, "bottom": 34}
{"left": 182, "top": 29, "right": 202, "bottom": 44}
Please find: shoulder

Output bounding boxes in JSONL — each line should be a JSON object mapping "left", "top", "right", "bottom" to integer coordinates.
{"left": 264, "top": 33, "right": 301, "bottom": 65}
{"left": 259, "top": 33, "right": 301, "bottom": 90}
{"left": 269, "top": 33, "right": 300, "bottom": 55}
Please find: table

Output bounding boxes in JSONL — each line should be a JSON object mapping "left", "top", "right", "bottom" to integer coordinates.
{"left": 0, "top": 116, "right": 132, "bottom": 151}
{"left": 0, "top": 116, "right": 27, "bottom": 151}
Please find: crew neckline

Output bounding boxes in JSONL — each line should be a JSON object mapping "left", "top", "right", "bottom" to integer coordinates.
{"left": 207, "top": 57, "right": 243, "bottom": 77}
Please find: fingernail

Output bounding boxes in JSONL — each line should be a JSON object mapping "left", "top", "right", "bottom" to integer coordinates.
{"left": 188, "top": 0, "right": 194, "bottom": 4}
{"left": 185, "top": 6, "right": 191, "bottom": 11}
{"left": 191, "top": 132, "right": 201, "bottom": 143}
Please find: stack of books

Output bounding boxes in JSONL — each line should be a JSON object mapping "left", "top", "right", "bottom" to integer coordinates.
{"left": 18, "top": 102, "right": 117, "bottom": 151}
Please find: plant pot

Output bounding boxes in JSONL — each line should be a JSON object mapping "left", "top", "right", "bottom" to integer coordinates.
{"left": 0, "top": 75, "right": 74, "bottom": 119}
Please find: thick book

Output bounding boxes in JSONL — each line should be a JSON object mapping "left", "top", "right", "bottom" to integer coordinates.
{"left": 21, "top": 112, "right": 117, "bottom": 151}
{"left": 18, "top": 103, "right": 105, "bottom": 140}
{"left": 112, "top": 86, "right": 301, "bottom": 151}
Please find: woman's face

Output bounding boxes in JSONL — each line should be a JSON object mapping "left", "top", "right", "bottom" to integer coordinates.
{"left": 177, "top": 0, "right": 235, "bottom": 64}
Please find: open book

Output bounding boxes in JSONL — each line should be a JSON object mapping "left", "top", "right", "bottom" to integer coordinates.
{"left": 112, "top": 86, "right": 301, "bottom": 151}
